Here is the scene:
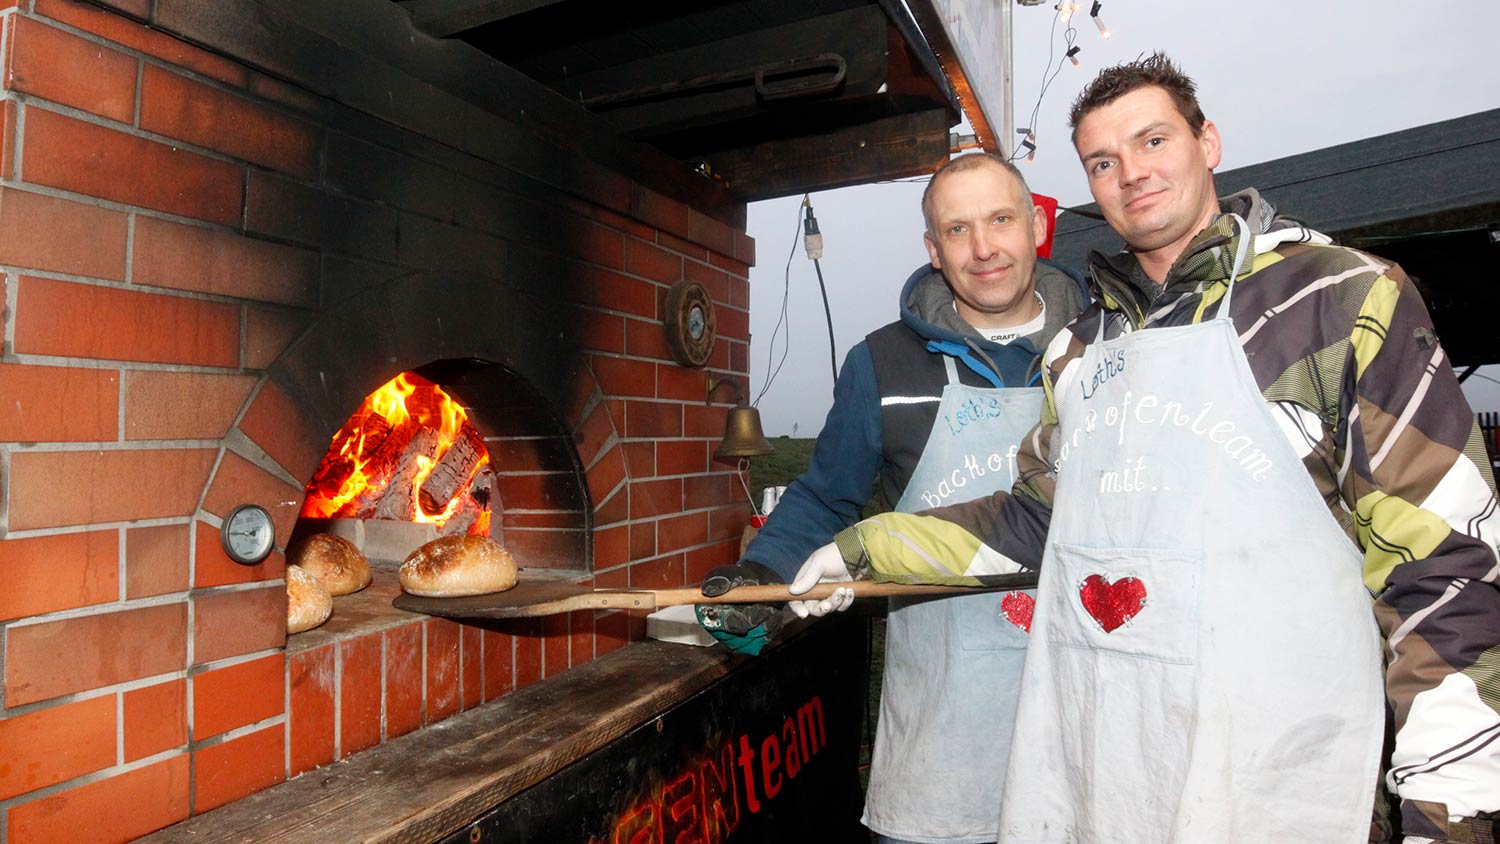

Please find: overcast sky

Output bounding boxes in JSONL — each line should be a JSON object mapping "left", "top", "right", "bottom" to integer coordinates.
{"left": 745, "top": 0, "right": 1500, "bottom": 436}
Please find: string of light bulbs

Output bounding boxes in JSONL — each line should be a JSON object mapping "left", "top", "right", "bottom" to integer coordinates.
{"left": 1010, "top": 0, "right": 1114, "bottom": 164}
{"left": 1057, "top": 1, "right": 1111, "bottom": 38}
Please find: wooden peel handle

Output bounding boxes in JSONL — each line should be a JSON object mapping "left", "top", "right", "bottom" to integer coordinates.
{"left": 654, "top": 573, "right": 1038, "bottom": 607}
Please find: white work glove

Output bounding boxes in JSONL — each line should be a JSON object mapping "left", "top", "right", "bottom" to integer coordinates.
{"left": 787, "top": 542, "right": 854, "bottom": 619}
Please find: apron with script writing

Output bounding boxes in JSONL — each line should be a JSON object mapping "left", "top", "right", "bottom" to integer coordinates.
{"left": 998, "top": 229, "right": 1383, "bottom": 843}
{"left": 866, "top": 355, "right": 1043, "bottom": 843}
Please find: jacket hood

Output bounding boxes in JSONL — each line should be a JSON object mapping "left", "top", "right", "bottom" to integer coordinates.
{"left": 893, "top": 256, "right": 1089, "bottom": 388}
{"left": 898, "top": 258, "right": 1088, "bottom": 351}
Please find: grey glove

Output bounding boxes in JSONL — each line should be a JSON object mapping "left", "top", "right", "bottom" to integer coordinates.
{"left": 694, "top": 562, "right": 786, "bottom": 655}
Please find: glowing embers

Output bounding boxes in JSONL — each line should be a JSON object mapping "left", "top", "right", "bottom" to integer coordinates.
{"left": 301, "top": 373, "right": 493, "bottom": 536}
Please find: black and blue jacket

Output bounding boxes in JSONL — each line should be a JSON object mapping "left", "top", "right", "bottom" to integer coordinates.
{"left": 744, "top": 259, "right": 1088, "bottom": 580}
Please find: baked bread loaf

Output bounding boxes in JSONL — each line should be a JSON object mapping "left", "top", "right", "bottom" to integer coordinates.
{"left": 399, "top": 535, "right": 518, "bottom": 597}
{"left": 290, "top": 533, "right": 371, "bottom": 596}
{"left": 287, "top": 565, "right": 333, "bottom": 633}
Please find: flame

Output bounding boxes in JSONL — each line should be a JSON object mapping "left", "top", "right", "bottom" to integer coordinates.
{"left": 301, "top": 372, "right": 491, "bottom": 532}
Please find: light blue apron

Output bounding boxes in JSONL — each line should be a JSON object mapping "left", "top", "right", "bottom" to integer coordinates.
{"left": 997, "top": 224, "right": 1384, "bottom": 842}
{"left": 864, "top": 355, "right": 1043, "bottom": 844}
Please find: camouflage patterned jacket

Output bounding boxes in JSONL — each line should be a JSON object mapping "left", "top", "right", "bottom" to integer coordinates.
{"left": 831, "top": 190, "right": 1500, "bottom": 841}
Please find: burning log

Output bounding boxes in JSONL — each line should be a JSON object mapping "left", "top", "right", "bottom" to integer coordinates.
{"left": 476, "top": 469, "right": 499, "bottom": 539}
{"left": 419, "top": 426, "right": 487, "bottom": 517}
{"left": 302, "top": 411, "right": 397, "bottom": 517}
{"left": 439, "top": 467, "right": 495, "bottom": 537}
{"left": 368, "top": 427, "right": 442, "bottom": 521}
{"left": 309, "top": 411, "right": 394, "bottom": 490}
{"left": 443, "top": 500, "right": 480, "bottom": 536}
{"left": 299, "top": 371, "right": 497, "bottom": 537}
{"left": 470, "top": 466, "right": 495, "bottom": 512}
{"left": 326, "top": 420, "right": 421, "bottom": 517}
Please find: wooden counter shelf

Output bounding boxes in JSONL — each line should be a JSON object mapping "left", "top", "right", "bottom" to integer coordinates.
{"left": 138, "top": 634, "right": 744, "bottom": 844}
{"left": 283, "top": 565, "right": 588, "bottom": 654}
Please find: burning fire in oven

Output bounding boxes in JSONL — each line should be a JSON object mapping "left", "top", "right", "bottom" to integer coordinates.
{"left": 301, "top": 373, "right": 493, "bottom": 535}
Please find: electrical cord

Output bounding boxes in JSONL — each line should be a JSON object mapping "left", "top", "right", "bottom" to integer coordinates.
{"left": 813, "top": 257, "right": 837, "bottom": 389}
{"left": 753, "top": 196, "right": 842, "bottom": 406}
{"left": 752, "top": 197, "right": 805, "bottom": 407}
{"left": 804, "top": 201, "right": 839, "bottom": 389}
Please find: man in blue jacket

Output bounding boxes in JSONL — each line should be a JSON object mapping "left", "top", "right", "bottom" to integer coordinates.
{"left": 697, "top": 152, "right": 1088, "bottom": 844}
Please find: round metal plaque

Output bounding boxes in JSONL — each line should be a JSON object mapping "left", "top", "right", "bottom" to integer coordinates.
{"left": 663, "top": 281, "right": 717, "bottom": 368}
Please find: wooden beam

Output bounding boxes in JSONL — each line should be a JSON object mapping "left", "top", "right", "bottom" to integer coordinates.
{"left": 560, "top": 7, "right": 889, "bottom": 139}
{"left": 871, "top": 0, "right": 958, "bottom": 111}
{"left": 704, "top": 108, "right": 953, "bottom": 202}
{"left": 399, "top": 0, "right": 565, "bottom": 39}
{"left": 903, "top": 0, "right": 1000, "bottom": 154}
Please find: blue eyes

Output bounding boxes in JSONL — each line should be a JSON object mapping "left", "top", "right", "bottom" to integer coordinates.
{"left": 947, "top": 217, "right": 1009, "bottom": 236}
{"left": 1090, "top": 137, "right": 1166, "bottom": 175}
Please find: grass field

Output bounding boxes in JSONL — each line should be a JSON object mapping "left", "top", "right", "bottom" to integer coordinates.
{"left": 748, "top": 436, "right": 881, "bottom": 521}
{"left": 748, "top": 436, "right": 817, "bottom": 503}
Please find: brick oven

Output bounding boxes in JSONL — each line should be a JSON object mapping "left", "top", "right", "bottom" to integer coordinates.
{"left": 0, "top": 2, "right": 759, "bottom": 837}
{"left": 0, "top": 1, "right": 972, "bottom": 840}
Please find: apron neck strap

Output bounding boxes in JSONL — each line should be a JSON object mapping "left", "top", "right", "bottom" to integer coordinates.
{"left": 1218, "top": 213, "right": 1252, "bottom": 319}
{"left": 943, "top": 354, "right": 960, "bottom": 385}
{"left": 1101, "top": 213, "right": 1256, "bottom": 337}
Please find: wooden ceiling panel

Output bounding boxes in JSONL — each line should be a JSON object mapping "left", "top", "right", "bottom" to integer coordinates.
{"left": 558, "top": 7, "right": 890, "bottom": 139}
{"left": 389, "top": 0, "right": 963, "bottom": 201}
{"left": 703, "top": 108, "right": 952, "bottom": 200}
{"left": 397, "top": 0, "right": 565, "bottom": 39}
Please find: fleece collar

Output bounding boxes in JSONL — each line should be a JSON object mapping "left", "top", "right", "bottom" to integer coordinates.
{"left": 894, "top": 257, "right": 1089, "bottom": 388}
{"left": 898, "top": 259, "right": 1086, "bottom": 351}
{"left": 1086, "top": 189, "right": 1331, "bottom": 325}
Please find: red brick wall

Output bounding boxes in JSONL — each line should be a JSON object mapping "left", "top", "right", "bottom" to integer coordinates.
{"left": 0, "top": 2, "right": 754, "bottom": 840}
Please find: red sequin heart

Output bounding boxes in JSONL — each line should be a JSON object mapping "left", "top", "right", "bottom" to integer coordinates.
{"left": 1000, "top": 592, "right": 1035, "bottom": 633}
{"left": 1078, "top": 574, "right": 1148, "bottom": 633}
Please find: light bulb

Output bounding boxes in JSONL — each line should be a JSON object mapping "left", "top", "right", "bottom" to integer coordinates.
{"left": 1057, "top": 1, "right": 1078, "bottom": 24}
{"left": 1067, "top": 46, "right": 1081, "bottom": 68}
{"left": 1094, "top": 15, "right": 1111, "bottom": 38}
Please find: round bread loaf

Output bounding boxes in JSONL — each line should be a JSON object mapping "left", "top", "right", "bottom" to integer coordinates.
{"left": 400, "top": 535, "right": 518, "bottom": 597}
{"left": 290, "top": 533, "right": 371, "bottom": 596}
{"left": 287, "top": 565, "right": 333, "bottom": 633}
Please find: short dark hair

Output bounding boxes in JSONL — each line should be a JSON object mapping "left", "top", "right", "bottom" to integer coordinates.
{"left": 921, "top": 152, "right": 1033, "bottom": 235}
{"left": 1068, "top": 52, "right": 1205, "bottom": 142}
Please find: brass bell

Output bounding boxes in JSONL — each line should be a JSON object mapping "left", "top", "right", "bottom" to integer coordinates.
{"left": 708, "top": 378, "right": 775, "bottom": 462}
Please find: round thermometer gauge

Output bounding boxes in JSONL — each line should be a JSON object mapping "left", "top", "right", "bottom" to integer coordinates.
{"left": 221, "top": 504, "right": 275, "bottom": 565}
